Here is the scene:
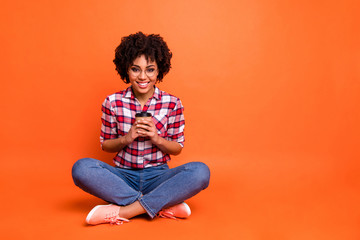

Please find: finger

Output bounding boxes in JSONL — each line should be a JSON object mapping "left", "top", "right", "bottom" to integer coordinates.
{"left": 137, "top": 129, "right": 150, "bottom": 136}
{"left": 136, "top": 124, "right": 150, "bottom": 131}
{"left": 138, "top": 118, "right": 154, "bottom": 126}
{"left": 139, "top": 123, "right": 156, "bottom": 133}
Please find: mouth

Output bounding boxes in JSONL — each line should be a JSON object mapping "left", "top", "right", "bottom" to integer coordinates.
{"left": 136, "top": 81, "right": 150, "bottom": 89}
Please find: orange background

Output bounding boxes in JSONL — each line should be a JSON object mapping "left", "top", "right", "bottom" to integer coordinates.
{"left": 1, "top": 0, "right": 359, "bottom": 239}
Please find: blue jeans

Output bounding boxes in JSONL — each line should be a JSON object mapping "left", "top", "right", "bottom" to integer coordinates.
{"left": 72, "top": 158, "right": 210, "bottom": 218}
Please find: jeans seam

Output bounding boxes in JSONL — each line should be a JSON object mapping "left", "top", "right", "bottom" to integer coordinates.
{"left": 139, "top": 168, "right": 184, "bottom": 217}
{"left": 138, "top": 196, "right": 156, "bottom": 218}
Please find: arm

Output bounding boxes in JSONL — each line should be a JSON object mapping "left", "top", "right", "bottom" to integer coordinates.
{"left": 154, "top": 137, "right": 183, "bottom": 155}
{"left": 103, "top": 119, "right": 182, "bottom": 154}
{"left": 101, "top": 135, "right": 132, "bottom": 153}
{"left": 102, "top": 123, "right": 139, "bottom": 153}
{"left": 100, "top": 96, "right": 139, "bottom": 153}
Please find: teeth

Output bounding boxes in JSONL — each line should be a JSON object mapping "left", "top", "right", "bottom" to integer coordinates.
{"left": 138, "top": 82, "right": 149, "bottom": 87}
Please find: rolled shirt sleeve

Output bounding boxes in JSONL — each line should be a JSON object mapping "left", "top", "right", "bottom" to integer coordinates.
{"left": 166, "top": 98, "right": 185, "bottom": 147}
{"left": 100, "top": 97, "right": 118, "bottom": 147}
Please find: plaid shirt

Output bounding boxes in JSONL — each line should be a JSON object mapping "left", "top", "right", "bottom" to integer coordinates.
{"left": 100, "top": 86, "right": 185, "bottom": 169}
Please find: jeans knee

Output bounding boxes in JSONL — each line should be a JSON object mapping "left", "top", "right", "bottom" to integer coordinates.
{"left": 71, "top": 158, "right": 94, "bottom": 186}
{"left": 187, "top": 162, "right": 210, "bottom": 189}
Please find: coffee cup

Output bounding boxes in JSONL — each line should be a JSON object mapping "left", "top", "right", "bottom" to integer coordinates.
{"left": 135, "top": 112, "right": 152, "bottom": 122}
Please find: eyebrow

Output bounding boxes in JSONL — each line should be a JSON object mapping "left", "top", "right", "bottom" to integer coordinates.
{"left": 131, "top": 64, "right": 156, "bottom": 68}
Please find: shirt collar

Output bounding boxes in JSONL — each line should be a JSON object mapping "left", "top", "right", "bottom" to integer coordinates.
{"left": 123, "top": 86, "right": 162, "bottom": 100}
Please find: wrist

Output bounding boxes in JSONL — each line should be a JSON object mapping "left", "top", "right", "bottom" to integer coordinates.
{"left": 151, "top": 134, "right": 164, "bottom": 146}
{"left": 123, "top": 134, "right": 134, "bottom": 145}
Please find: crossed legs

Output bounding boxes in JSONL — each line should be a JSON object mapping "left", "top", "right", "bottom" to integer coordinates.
{"left": 72, "top": 158, "right": 210, "bottom": 220}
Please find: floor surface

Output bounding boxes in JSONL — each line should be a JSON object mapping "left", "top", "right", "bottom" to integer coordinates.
{"left": 1, "top": 152, "right": 359, "bottom": 240}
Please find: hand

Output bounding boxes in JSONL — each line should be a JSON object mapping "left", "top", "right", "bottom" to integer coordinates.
{"left": 102, "top": 123, "right": 140, "bottom": 153}
{"left": 124, "top": 123, "right": 140, "bottom": 144}
{"left": 135, "top": 118, "right": 160, "bottom": 144}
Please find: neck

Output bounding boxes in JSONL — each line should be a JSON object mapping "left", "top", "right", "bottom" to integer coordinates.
{"left": 132, "top": 86, "right": 155, "bottom": 106}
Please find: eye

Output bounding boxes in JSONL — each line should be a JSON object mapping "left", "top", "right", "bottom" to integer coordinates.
{"left": 130, "top": 67, "right": 140, "bottom": 72}
{"left": 146, "top": 68, "right": 155, "bottom": 73}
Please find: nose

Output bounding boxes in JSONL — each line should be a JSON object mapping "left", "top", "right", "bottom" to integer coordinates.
{"left": 138, "top": 70, "right": 147, "bottom": 79}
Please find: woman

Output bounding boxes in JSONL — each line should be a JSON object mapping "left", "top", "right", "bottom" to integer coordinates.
{"left": 72, "top": 32, "right": 210, "bottom": 225}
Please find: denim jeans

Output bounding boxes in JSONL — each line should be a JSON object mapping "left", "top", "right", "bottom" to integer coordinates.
{"left": 72, "top": 158, "right": 210, "bottom": 218}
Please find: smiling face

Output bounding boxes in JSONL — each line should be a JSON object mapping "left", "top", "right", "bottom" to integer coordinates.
{"left": 128, "top": 55, "right": 158, "bottom": 102}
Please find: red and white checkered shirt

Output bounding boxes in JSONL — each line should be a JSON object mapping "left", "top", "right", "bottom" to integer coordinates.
{"left": 100, "top": 86, "right": 185, "bottom": 169}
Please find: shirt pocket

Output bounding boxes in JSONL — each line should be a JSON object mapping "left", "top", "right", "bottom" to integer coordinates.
{"left": 153, "top": 114, "right": 168, "bottom": 137}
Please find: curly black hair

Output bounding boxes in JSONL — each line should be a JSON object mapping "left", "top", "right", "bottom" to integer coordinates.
{"left": 113, "top": 32, "right": 172, "bottom": 83}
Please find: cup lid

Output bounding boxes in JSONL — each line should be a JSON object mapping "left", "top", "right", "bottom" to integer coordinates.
{"left": 135, "top": 112, "right": 152, "bottom": 117}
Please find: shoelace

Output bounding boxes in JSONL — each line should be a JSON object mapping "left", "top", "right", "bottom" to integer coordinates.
{"left": 158, "top": 210, "right": 177, "bottom": 220}
{"left": 104, "top": 211, "right": 130, "bottom": 225}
